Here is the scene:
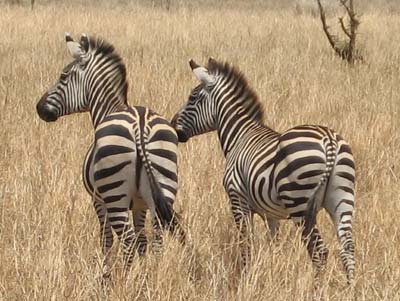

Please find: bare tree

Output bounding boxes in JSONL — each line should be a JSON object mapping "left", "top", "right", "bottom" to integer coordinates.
{"left": 6, "top": 0, "right": 22, "bottom": 4}
{"left": 4, "top": 0, "right": 34, "bottom": 8}
{"left": 317, "top": 0, "right": 363, "bottom": 65}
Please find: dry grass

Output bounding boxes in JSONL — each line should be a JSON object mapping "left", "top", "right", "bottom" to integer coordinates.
{"left": 0, "top": 1, "right": 399, "bottom": 300}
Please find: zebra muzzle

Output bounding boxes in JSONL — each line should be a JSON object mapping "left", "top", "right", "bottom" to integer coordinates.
{"left": 36, "top": 93, "right": 58, "bottom": 122}
{"left": 175, "top": 129, "right": 189, "bottom": 143}
{"left": 171, "top": 115, "right": 189, "bottom": 142}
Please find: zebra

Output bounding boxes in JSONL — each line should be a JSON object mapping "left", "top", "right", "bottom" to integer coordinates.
{"left": 36, "top": 33, "right": 185, "bottom": 277}
{"left": 171, "top": 58, "right": 355, "bottom": 283}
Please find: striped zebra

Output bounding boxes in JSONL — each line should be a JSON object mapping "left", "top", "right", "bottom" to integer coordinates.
{"left": 171, "top": 58, "right": 355, "bottom": 283}
{"left": 36, "top": 34, "right": 185, "bottom": 277}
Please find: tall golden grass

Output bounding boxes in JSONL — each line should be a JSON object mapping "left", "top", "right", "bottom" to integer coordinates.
{"left": 0, "top": 1, "right": 399, "bottom": 299}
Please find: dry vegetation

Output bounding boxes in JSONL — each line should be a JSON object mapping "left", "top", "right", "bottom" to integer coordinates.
{"left": 0, "top": 1, "right": 399, "bottom": 300}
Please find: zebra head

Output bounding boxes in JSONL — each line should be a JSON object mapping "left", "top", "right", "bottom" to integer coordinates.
{"left": 171, "top": 58, "right": 218, "bottom": 142}
{"left": 37, "top": 33, "right": 92, "bottom": 122}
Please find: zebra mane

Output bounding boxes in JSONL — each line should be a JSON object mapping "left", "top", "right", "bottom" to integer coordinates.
{"left": 86, "top": 37, "right": 128, "bottom": 104}
{"left": 208, "top": 60, "right": 265, "bottom": 124}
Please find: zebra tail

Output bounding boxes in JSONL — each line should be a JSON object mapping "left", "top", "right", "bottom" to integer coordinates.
{"left": 304, "top": 136, "right": 338, "bottom": 234}
{"left": 137, "top": 132, "right": 174, "bottom": 228}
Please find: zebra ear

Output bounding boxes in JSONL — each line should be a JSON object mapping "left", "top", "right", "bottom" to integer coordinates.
{"left": 208, "top": 57, "right": 218, "bottom": 71}
{"left": 65, "top": 33, "right": 84, "bottom": 60}
{"left": 189, "top": 59, "right": 215, "bottom": 86}
{"left": 80, "top": 33, "right": 90, "bottom": 53}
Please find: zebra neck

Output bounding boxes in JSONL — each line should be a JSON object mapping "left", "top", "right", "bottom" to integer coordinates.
{"left": 89, "top": 96, "right": 127, "bottom": 128}
{"left": 216, "top": 103, "right": 275, "bottom": 156}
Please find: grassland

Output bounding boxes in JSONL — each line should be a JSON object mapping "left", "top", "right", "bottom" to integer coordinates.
{"left": 0, "top": 1, "right": 399, "bottom": 300}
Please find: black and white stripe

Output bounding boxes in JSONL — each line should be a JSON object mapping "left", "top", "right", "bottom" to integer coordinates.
{"left": 37, "top": 34, "right": 184, "bottom": 276}
{"left": 171, "top": 58, "right": 355, "bottom": 283}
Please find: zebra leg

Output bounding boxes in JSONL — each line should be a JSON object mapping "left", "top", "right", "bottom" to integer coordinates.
{"left": 168, "top": 207, "right": 186, "bottom": 245}
{"left": 83, "top": 145, "right": 115, "bottom": 278}
{"left": 231, "top": 200, "right": 253, "bottom": 270}
{"left": 132, "top": 209, "right": 147, "bottom": 256}
{"left": 304, "top": 226, "right": 329, "bottom": 273}
{"left": 108, "top": 209, "right": 136, "bottom": 268}
{"left": 151, "top": 218, "right": 164, "bottom": 256}
{"left": 93, "top": 198, "right": 114, "bottom": 279}
{"left": 324, "top": 201, "right": 355, "bottom": 284}
{"left": 145, "top": 208, "right": 185, "bottom": 255}
{"left": 294, "top": 218, "right": 329, "bottom": 275}
{"left": 324, "top": 171, "right": 355, "bottom": 283}
{"left": 264, "top": 217, "right": 280, "bottom": 240}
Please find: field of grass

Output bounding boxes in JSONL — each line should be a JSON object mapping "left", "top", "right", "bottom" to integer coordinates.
{"left": 0, "top": 1, "right": 399, "bottom": 299}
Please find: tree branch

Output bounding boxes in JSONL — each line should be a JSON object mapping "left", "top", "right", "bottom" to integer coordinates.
{"left": 339, "top": 17, "right": 352, "bottom": 38}
{"left": 316, "top": 0, "right": 337, "bottom": 52}
{"left": 317, "top": 0, "right": 363, "bottom": 65}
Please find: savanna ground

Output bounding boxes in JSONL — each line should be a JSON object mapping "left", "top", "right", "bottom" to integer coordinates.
{"left": 0, "top": 0, "right": 399, "bottom": 299}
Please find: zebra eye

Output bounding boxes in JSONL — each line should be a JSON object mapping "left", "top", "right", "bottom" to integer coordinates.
{"left": 59, "top": 61, "right": 78, "bottom": 81}
{"left": 60, "top": 72, "right": 69, "bottom": 81}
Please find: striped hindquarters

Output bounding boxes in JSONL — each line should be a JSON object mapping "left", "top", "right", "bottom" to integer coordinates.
{"left": 130, "top": 107, "right": 178, "bottom": 203}
{"left": 272, "top": 125, "right": 350, "bottom": 219}
{"left": 130, "top": 106, "right": 178, "bottom": 225}
{"left": 88, "top": 107, "right": 178, "bottom": 222}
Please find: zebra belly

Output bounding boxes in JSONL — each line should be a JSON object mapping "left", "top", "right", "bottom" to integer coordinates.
{"left": 227, "top": 165, "right": 288, "bottom": 219}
